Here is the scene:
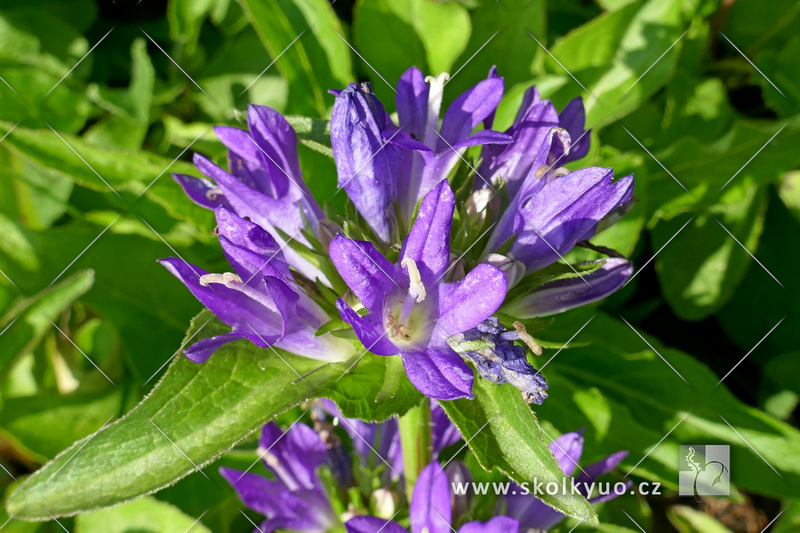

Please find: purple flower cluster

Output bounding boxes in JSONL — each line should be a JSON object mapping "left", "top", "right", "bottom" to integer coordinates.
{"left": 223, "top": 413, "right": 627, "bottom": 533}
{"left": 164, "top": 65, "right": 635, "bottom": 403}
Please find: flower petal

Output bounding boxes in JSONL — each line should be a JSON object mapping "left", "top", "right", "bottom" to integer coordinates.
{"left": 510, "top": 168, "right": 635, "bottom": 272}
{"left": 346, "top": 516, "right": 408, "bottom": 533}
{"left": 548, "top": 430, "right": 584, "bottom": 476}
{"left": 458, "top": 517, "right": 520, "bottom": 533}
{"left": 331, "top": 82, "right": 398, "bottom": 243}
{"left": 401, "top": 347, "right": 473, "bottom": 401}
{"left": 173, "top": 173, "right": 227, "bottom": 209}
{"left": 436, "top": 264, "right": 507, "bottom": 339}
{"left": 259, "top": 422, "right": 327, "bottom": 492}
{"left": 184, "top": 332, "right": 264, "bottom": 364}
{"left": 438, "top": 77, "right": 504, "bottom": 151}
{"left": 219, "top": 467, "right": 291, "bottom": 517}
{"left": 336, "top": 299, "right": 398, "bottom": 356}
{"left": 504, "top": 258, "right": 632, "bottom": 318}
{"left": 451, "top": 129, "right": 512, "bottom": 150}
{"left": 396, "top": 66, "right": 429, "bottom": 142}
{"left": 400, "top": 179, "right": 454, "bottom": 286}
{"left": 576, "top": 450, "right": 629, "bottom": 484}
{"left": 410, "top": 462, "right": 452, "bottom": 533}
{"left": 559, "top": 96, "right": 590, "bottom": 162}
{"left": 329, "top": 235, "right": 395, "bottom": 313}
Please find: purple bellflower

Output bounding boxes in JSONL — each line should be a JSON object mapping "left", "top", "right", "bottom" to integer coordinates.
{"left": 500, "top": 429, "right": 629, "bottom": 530}
{"left": 330, "top": 82, "right": 430, "bottom": 244}
{"left": 393, "top": 67, "right": 512, "bottom": 226}
{"left": 346, "top": 461, "right": 520, "bottom": 533}
{"left": 477, "top": 85, "right": 590, "bottom": 199}
{"left": 483, "top": 128, "right": 635, "bottom": 275}
{"left": 504, "top": 257, "right": 634, "bottom": 319}
{"left": 317, "top": 399, "right": 461, "bottom": 478}
{"left": 173, "top": 104, "right": 328, "bottom": 284}
{"left": 220, "top": 422, "right": 338, "bottom": 533}
{"left": 159, "top": 207, "right": 351, "bottom": 363}
{"left": 329, "top": 180, "right": 507, "bottom": 400}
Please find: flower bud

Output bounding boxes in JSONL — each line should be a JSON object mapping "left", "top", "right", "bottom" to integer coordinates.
{"left": 504, "top": 258, "right": 633, "bottom": 318}
{"left": 485, "top": 253, "right": 526, "bottom": 289}
{"left": 445, "top": 252, "right": 466, "bottom": 283}
{"left": 464, "top": 188, "right": 495, "bottom": 226}
{"left": 446, "top": 460, "right": 474, "bottom": 519}
{"left": 317, "top": 219, "right": 342, "bottom": 253}
{"left": 370, "top": 488, "right": 398, "bottom": 519}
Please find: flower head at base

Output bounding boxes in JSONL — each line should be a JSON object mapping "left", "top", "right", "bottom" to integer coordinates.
{"left": 345, "top": 461, "right": 520, "bottom": 533}
{"left": 220, "top": 422, "right": 338, "bottom": 533}
{"left": 330, "top": 180, "right": 508, "bottom": 400}
{"left": 500, "top": 429, "right": 629, "bottom": 531}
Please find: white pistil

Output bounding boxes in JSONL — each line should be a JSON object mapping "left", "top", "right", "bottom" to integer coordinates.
{"left": 513, "top": 321, "right": 543, "bottom": 356}
{"left": 423, "top": 72, "right": 449, "bottom": 147}
{"left": 205, "top": 187, "right": 222, "bottom": 200}
{"left": 401, "top": 257, "right": 426, "bottom": 303}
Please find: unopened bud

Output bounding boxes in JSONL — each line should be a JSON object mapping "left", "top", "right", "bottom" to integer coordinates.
{"left": 370, "top": 488, "right": 398, "bottom": 519}
{"left": 464, "top": 189, "right": 494, "bottom": 226}
{"left": 485, "top": 253, "right": 526, "bottom": 289}
{"left": 317, "top": 219, "right": 342, "bottom": 253}
{"left": 445, "top": 252, "right": 466, "bottom": 283}
{"left": 446, "top": 460, "right": 473, "bottom": 519}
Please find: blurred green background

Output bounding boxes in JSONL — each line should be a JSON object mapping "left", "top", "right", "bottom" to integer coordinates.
{"left": 1, "top": 0, "right": 800, "bottom": 531}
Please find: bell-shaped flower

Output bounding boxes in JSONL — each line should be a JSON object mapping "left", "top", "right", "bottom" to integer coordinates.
{"left": 484, "top": 129, "right": 634, "bottom": 274}
{"left": 329, "top": 180, "right": 507, "bottom": 400}
{"left": 500, "top": 429, "right": 629, "bottom": 531}
{"left": 394, "top": 66, "right": 511, "bottom": 226}
{"left": 504, "top": 258, "right": 633, "bottom": 318}
{"left": 331, "top": 82, "right": 429, "bottom": 244}
{"left": 317, "top": 399, "right": 461, "bottom": 479}
{"left": 159, "top": 207, "right": 351, "bottom": 363}
{"left": 345, "top": 461, "right": 520, "bottom": 533}
{"left": 220, "top": 422, "right": 338, "bottom": 533}
{"left": 173, "top": 104, "right": 328, "bottom": 283}
{"left": 477, "top": 84, "right": 591, "bottom": 200}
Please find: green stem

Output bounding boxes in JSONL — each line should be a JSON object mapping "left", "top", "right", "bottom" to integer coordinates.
{"left": 398, "top": 400, "right": 433, "bottom": 501}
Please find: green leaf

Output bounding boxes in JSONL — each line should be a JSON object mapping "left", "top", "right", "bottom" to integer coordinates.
{"left": 325, "top": 354, "right": 423, "bottom": 422}
{"left": 4, "top": 311, "right": 416, "bottom": 518}
{"left": 535, "top": 312, "right": 800, "bottom": 498}
{"left": 0, "top": 390, "right": 121, "bottom": 461}
{"left": 285, "top": 115, "right": 333, "bottom": 157}
{"left": 0, "top": 122, "right": 214, "bottom": 231}
{"left": 439, "top": 379, "right": 599, "bottom": 526}
{"left": 167, "top": 0, "right": 216, "bottom": 54}
{"left": 773, "top": 499, "right": 800, "bottom": 533}
{"left": 653, "top": 178, "right": 767, "bottom": 320}
{"left": 75, "top": 497, "right": 211, "bottom": 533}
{"left": 353, "top": 0, "right": 470, "bottom": 102}
{"left": 0, "top": 271, "right": 94, "bottom": 376}
{"left": 668, "top": 505, "right": 732, "bottom": 533}
{"left": 444, "top": 0, "right": 546, "bottom": 102}
{"left": 237, "top": 0, "right": 353, "bottom": 116}
{"left": 779, "top": 170, "right": 800, "bottom": 224}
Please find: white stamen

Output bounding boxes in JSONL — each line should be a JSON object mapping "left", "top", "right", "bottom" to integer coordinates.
{"left": 423, "top": 73, "right": 450, "bottom": 147}
{"left": 513, "top": 321, "right": 543, "bottom": 356}
{"left": 198, "top": 272, "right": 242, "bottom": 288}
{"left": 401, "top": 257, "right": 426, "bottom": 303}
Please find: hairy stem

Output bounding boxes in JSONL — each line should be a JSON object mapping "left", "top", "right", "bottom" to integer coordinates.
{"left": 398, "top": 400, "right": 433, "bottom": 500}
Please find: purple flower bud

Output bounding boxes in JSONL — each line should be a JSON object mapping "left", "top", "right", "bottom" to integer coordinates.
{"left": 504, "top": 258, "right": 633, "bottom": 318}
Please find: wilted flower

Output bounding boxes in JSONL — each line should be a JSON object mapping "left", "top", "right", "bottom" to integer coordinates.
{"left": 345, "top": 461, "right": 521, "bottom": 533}
{"left": 220, "top": 422, "right": 338, "bottom": 533}
{"left": 500, "top": 429, "right": 629, "bottom": 530}
{"left": 330, "top": 180, "right": 507, "bottom": 400}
